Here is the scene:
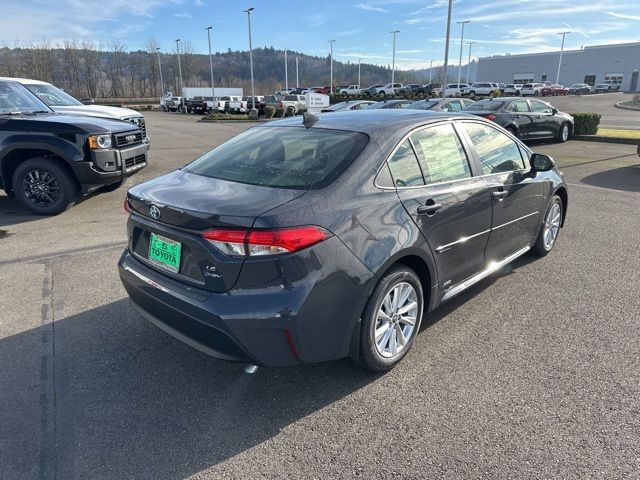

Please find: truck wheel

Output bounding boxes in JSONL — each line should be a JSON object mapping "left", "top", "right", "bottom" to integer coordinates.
{"left": 285, "top": 106, "right": 295, "bottom": 117}
{"left": 12, "top": 158, "right": 77, "bottom": 215}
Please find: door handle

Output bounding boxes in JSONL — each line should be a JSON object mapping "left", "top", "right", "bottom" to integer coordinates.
{"left": 491, "top": 189, "right": 508, "bottom": 200}
{"left": 417, "top": 203, "right": 442, "bottom": 216}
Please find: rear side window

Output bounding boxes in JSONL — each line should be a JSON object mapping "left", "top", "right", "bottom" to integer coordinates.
{"left": 507, "top": 100, "right": 530, "bottom": 112}
{"left": 410, "top": 124, "right": 471, "bottom": 184}
{"left": 387, "top": 140, "right": 424, "bottom": 187}
{"left": 185, "top": 126, "right": 369, "bottom": 190}
{"left": 463, "top": 123, "right": 525, "bottom": 174}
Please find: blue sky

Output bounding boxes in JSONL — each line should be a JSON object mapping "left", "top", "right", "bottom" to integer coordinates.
{"left": 2, "top": 0, "right": 640, "bottom": 69}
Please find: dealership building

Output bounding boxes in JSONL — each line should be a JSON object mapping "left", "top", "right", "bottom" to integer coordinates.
{"left": 476, "top": 42, "right": 640, "bottom": 91}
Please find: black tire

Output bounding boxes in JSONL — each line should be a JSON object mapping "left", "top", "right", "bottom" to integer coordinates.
{"left": 532, "top": 195, "right": 563, "bottom": 257}
{"left": 285, "top": 106, "right": 296, "bottom": 117}
{"left": 12, "top": 157, "right": 77, "bottom": 215}
{"left": 357, "top": 265, "right": 424, "bottom": 372}
{"left": 557, "top": 122, "right": 570, "bottom": 143}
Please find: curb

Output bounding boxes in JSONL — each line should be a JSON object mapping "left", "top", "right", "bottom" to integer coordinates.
{"left": 614, "top": 102, "right": 640, "bottom": 111}
{"left": 197, "top": 119, "right": 266, "bottom": 123}
{"left": 572, "top": 135, "right": 639, "bottom": 145}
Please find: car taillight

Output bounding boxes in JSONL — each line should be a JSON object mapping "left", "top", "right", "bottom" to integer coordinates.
{"left": 483, "top": 114, "right": 497, "bottom": 121}
{"left": 123, "top": 197, "right": 132, "bottom": 213}
{"left": 202, "top": 226, "right": 332, "bottom": 257}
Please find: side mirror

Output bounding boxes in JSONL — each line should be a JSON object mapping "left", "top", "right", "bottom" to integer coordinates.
{"left": 80, "top": 98, "right": 95, "bottom": 105}
{"left": 530, "top": 153, "right": 555, "bottom": 172}
{"left": 551, "top": 107, "right": 558, "bottom": 114}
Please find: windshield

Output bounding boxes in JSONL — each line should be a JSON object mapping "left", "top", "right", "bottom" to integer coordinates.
{"left": 0, "top": 80, "right": 52, "bottom": 114}
{"left": 23, "top": 83, "right": 83, "bottom": 107}
{"left": 464, "top": 100, "right": 504, "bottom": 111}
{"left": 185, "top": 126, "right": 369, "bottom": 190}
{"left": 409, "top": 100, "right": 438, "bottom": 110}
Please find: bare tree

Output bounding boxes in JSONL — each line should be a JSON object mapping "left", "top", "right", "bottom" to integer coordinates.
{"left": 61, "top": 40, "right": 82, "bottom": 96}
{"left": 145, "top": 37, "right": 160, "bottom": 96}
{"left": 105, "top": 40, "right": 126, "bottom": 97}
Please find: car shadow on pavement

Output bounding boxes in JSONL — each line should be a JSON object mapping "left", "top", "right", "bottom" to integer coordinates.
{"left": 580, "top": 165, "right": 640, "bottom": 192}
{"left": 1, "top": 297, "right": 381, "bottom": 479}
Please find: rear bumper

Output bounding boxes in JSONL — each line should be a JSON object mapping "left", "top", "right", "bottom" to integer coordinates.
{"left": 118, "top": 236, "right": 375, "bottom": 367}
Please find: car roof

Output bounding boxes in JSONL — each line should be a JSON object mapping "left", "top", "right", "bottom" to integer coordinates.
{"left": 259, "top": 109, "right": 474, "bottom": 134}
{"left": 0, "top": 76, "right": 49, "bottom": 85}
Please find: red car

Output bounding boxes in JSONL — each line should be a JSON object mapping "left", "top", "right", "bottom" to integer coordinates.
{"left": 312, "top": 86, "right": 331, "bottom": 94}
{"left": 541, "top": 84, "right": 569, "bottom": 96}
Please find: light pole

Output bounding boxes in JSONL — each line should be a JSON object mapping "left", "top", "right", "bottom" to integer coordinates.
{"left": 391, "top": 30, "right": 400, "bottom": 85}
{"left": 244, "top": 7, "right": 256, "bottom": 111}
{"left": 556, "top": 31, "right": 570, "bottom": 84}
{"left": 442, "top": 0, "right": 453, "bottom": 100}
{"left": 466, "top": 41, "right": 475, "bottom": 83}
{"left": 429, "top": 59, "right": 433, "bottom": 83}
{"left": 329, "top": 39, "right": 335, "bottom": 93}
{"left": 456, "top": 20, "right": 470, "bottom": 88}
{"left": 296, "top": 57, "right": 299, "bottom": 88}
{"left": 358, "top": 58, "right": 362, "bottom": 87}
{"left": 205, "top": 27, "right": 215, "bottom": 100}
{"left": 175, "top": 38, "right": 185, "bottom": 112}
{"left": 285, "top": 48, "right": 288, "bottom": 91}
{"left": 156, "top": 47, "right": 164, "bottom": 94}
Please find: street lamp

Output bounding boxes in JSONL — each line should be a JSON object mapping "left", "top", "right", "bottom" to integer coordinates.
{"left": 556, "top": 31, "right": 570, "bottom": 84}
{"left": 205, "top": 27, "right": 215, "bottom": 100}
{"left": 466, "top": 41, "right": 475, "bottom": 83}
{"left": 358, "top": 58, "right": 362, "bottom": 87}
{"left": 391, "top": 30, "right": 400, "bottom": 85}
{"left": 244, "top": 7, "right": 256, "bottom": 111}
{"left": 285, "top": 48, "right": 288, "bottom": 91}
{"left": 329, "top": 39, "right": 335, "bottom": 93}
{"left": 429, "top": 59, "right": 433, "bottom": 83}
{"left": 457, "top": 20, "right": 470, "bottom": 88}
{"left": 155, "top": 47, "right": 164, "bottom": 94}
{"left": 175, "top": 38, "right": 185, "bottom": 112}
{"left": 296, "top": 56, "right": 299, "bottom": 88}
{"left": 442, "top": 0, "right": 453, "bottom": 100}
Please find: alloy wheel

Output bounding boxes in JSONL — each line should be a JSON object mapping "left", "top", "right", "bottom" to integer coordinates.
{"left": 561, "top": 124, "right": 569, "bottom": 142}
{"left": 374, "top": 282, "right": 418, "bottom": 358}
{"left": 22, "top": 169, "right": 60, "bottom": 207}
{"left": 543, "top": 202, "right": 562, "bottom": 250}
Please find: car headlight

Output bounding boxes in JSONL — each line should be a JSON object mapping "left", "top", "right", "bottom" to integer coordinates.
{"left": 88, "top": 134, "right": 112, "bottom": 150}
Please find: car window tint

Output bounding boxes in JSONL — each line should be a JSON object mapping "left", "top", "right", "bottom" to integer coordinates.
{"left": 529, "top": 99, "right": 553, "bottom": 113}
{"left": 410, "top": 124, "right": 471, "bottom": 184}
{"left": 387, "top": 140, "right": 424, "bottom": 187}
{"left": 448, "top": 100, "right": 462, "bottom": 112}
{"left": 507, "top": 100, "right": 530, "bottom": 113}
{"left": 186, "top": 127, "right": 369, "bottom": 190}
{"left": 464, "top": 123, "right": 525, "bottom": 174}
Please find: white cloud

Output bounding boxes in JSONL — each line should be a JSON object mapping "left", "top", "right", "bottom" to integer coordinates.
{"left": 173, "top": 13, "right": 192, "bottom": 19}
{"left": 356, "top": 3, "right": 390, "bottom": 13}
{"left": 606, "top": 11, "right": 640, "bottom": 21}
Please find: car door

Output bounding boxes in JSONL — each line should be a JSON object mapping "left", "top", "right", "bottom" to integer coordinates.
{"left": 505, "top": 99, "right": 536, "bottom": 138}
{"left": 528, "top": 99, "right": 558, "bottom": 138}
{"left": 388, "top": 123, "right": 492, "bottom": 288}
{"left": 459, "top": 121, "right": 544, "bottom": 262}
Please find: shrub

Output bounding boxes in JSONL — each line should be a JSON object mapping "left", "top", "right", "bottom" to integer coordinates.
{"left": 264, "top": 105, "right": 276, "bottom": 119}
{"left": 202, "top": 113, "right": 251, "bottom": 121}
{"left": 570, "top": 112, "right": 601, "bottom": 135}
{"left": 274, "top": 108, "right": 284, "bottom": 118}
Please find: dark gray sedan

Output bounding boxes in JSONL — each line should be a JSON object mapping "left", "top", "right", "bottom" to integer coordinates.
{"left": 119, "top": 110, "right": 568, "bottom": 371}
{"left": 407, "top": 98, "right": 474, "bottom": 112}
{"left": 320, "top": 100, "right": 376, "bottom": 112}
{"left": 464, "top": 97, "right": 574, "bottom": 142}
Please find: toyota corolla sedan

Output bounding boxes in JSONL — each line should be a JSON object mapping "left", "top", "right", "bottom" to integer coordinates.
{"left": 119, "top": 110, "right": 568, "bottom": 371}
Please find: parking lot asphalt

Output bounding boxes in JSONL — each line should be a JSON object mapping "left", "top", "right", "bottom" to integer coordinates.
{"left": 1, "top": 112, "right": 639, "bottom": 479}
{"left": 540, "top": 92, "right": 639, "bottom": 130}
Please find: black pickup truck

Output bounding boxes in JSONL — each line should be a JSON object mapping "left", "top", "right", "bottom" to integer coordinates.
{"left": 0, "top": 79, "right": 149, "bottom": 215}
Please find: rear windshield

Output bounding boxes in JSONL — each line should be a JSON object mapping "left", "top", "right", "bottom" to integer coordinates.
{"left": 284, "top": 95, "right": 298, "bottom": 101}
{"left": 185, "top": 126, "right": 369, "bottom": 189}
{"left": 464, "top": 100, "right": 504, "bottom": 111}
{"left": 410, "top": 100, "right": 438, "bottom": 110}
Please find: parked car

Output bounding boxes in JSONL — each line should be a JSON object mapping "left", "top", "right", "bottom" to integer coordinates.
{"left": 541, "top": 84, "right": 569, "bottom": 96}
{"left": 568, "top": 83, "right": 592, "bottom": 95}
{"left": 229, "top": 96, "right": 264, "bottom": 114}
{"left": 166, "top": 96, "right": 183, "bottom": 112}
{"left": 119, "top": 109, "right": 568, "bottom": 371}
{"left": 320, "top": 100, "right": 377, "bottom": 112}
{"left": 0, "top": 80, "right": 149, "bottom": 215}
{"left": 160, "top": 91, "right": 173, "bottom": 111}
{"left": 363, "top": 84, "right": 384, "bottom": 96}
{"left": 290, "top": 88, "right": 309, "bottom": 95}
{"left": 444, "top": 83, "right": 469, "bottom": 97}
{"left": 462, "top": 82, "right": 500, "bottom": 97}
{"left": 275, "top": 88, "right": 295, "bottom": 96}
{"left": 418, "top": 83, "right": 441, "bottom": 95}
{"left": 503, "top": 84, "right": 524, "bottom": 96}
{"left": 216, "top": 96, "right": 241, "bottom": 113}
{"left": 463, "top": 97, "right": 574, "bottom": 142}
{"left": 407, "top": 98, "right": 473, "bottom": 112}
{"left": 282, "top": 95, "right": 307, "bottom": 115}
{"left": 378, "top": 83, "right": 403, "bottom": 95}
{"left": 520, "top": 83, "right": 544, "bottom": 96}
{"left": 339, "top": 85, "right": 363, "bottom": 95}
{"left": 260, "top": 95, "right": 283, "bottom": 113}
{"left": 396, "top": 84, "right": 422, "bottom": 95}
{"left": 186, "top": 96, "right": 212, "bottom": 114}
{"left": 312, "top": 86, "right": 331, "bottom": 94}
{"left": 364, "top": 100, "right": 413, "bottom": 109}
{"left": 594, "top": 80, "right": 621, "bottom": 93}
{"left": 7, "top": 77, "right": 149, "bottom": 140}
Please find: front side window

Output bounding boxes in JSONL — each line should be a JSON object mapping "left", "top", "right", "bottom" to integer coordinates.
{"left": 186, "top": 126, "right": 369, "bottom": 190}
{"left": 463, "top": 123, "right": 525, "bottom": 175}
{"left": 529, "top": 99, "right": 553, "bottom": 114}
{"left": 410, "top": 124, "right": 471, "bottom": 184}
{"left": 387, "top": 140, "right": 424, "bottom": 187}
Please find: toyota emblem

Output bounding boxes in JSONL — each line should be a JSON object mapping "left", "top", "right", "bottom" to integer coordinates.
{"left": 149, "top": 205, "right": 161, "bottom": 220}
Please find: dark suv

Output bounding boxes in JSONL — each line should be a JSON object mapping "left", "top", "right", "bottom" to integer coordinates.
{"left": 0, "top": 80, "right": 149, "bottom": 215}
